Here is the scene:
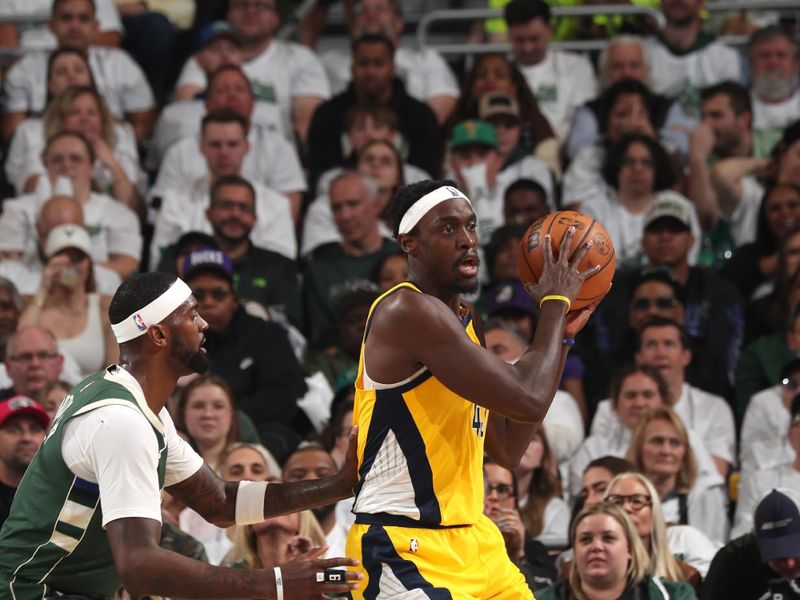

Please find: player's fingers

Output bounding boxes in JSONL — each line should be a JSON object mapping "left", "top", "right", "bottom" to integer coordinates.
{"left": 312, "top": 557, "right": 362, "bottom": 569}
{"left": 569, "top": 238, "right": 593, "bottom": 268}
{"left": 543, "top": 234, "right": 554, "bottom": 265}
{"left": 578, "top": 264, "right": 602, "bottom": 280}
{"left": 297, "top": 546, "right": 328, "bottom": 562}
{"left": 558, "top": 227, "right": 575, "bottom": 264}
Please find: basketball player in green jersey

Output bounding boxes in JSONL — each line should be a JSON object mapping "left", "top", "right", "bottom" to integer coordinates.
{"left": 346, "top": 180, "right": 601, "bottom": 598}
{"left": 0, "top": 272, "right": 362, "bottom": 599}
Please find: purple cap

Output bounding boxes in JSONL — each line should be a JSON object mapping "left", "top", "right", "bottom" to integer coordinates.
{"left": 182, "top": 248, "right": 234, "bottom": 283}
{"left": 485, "top": 280, "right": 537, "bottom": 319}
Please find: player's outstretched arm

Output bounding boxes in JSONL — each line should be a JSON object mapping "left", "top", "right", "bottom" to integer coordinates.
{"left": 167, "top": 428, "right": 359, "bottom": 527}
{"left": 107, "top": 518, "right": 361, "bottom": 599}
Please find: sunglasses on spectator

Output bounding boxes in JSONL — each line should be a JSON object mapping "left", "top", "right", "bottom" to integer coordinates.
{"left": 192, "top": 288, "right": 231, "bottom": 301}
{"left": 607, "top": 493, "right": 652, "bottom": 511}
{"left": 485, "top": 482, "right": 515, "bottom": 499}
{"left": 631, "top": 297, "right": 679, "bottom": 311}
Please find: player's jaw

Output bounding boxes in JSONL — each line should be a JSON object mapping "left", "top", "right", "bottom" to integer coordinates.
{"left": 453, "top": 251, "right": 480, "bottom": 292}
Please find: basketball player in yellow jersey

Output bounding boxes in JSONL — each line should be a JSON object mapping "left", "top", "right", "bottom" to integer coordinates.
{"left": 345, "top": 179, "right": 603, "bottom": 599}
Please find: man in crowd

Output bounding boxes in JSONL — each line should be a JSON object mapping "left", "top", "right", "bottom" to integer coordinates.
{"left": 1, "top": 327, "right": 66, "bottom": 401}
{"left": 0, "top": 396, "right": 49, "bottom": 526}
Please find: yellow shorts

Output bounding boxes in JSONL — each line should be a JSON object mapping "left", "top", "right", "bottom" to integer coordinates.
{"left": 345, "top": 514, "right": 534, "bottom": 599}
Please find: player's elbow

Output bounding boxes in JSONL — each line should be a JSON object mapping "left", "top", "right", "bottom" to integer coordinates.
{"left": 507, "top": 392, "right": 547, "bottom": 424}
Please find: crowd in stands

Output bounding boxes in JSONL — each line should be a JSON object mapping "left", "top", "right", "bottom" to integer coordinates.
{"left": 1, "top": 0, "right": 800, "bottom": 597}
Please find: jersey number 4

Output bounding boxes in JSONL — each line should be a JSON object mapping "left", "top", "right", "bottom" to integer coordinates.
{"left": 472, "top": 404, "right": 485, "bottom": 438}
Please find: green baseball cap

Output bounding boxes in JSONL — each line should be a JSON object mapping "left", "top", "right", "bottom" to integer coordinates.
{"left": 450, "top": 119, "right": 498, "bottom": 150}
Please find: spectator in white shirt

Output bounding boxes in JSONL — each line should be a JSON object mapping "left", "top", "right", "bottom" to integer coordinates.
{"left": 1, "top": 0, "right": 156, "bottom": 141}
{"left": 503, "top": 0, "right": 597, "bottom": 140}
{"left": 7, "top": 86, "right": 141, "bottom": 215}
{"left": 318, "top": 0, "right": 459, "bottom": 125}
{"left": 740, "top": 358, "right": 800, "bottom": 477}
{"left": 0, "top": 195, "right": 121, "bottom": 298}
{"left": 748, "top": 25, "right": 800, "bottom": 146}
{"left": 626, "top": 405, "right": 730, "bottom": 544}
{"left": 0, "top": 132, "right": 141, "bottom": 280}
{"left": 645, "top": 0, "right": 742, "bottom": 115}
{"left": 150, "top": 109, "right": 295, "bottom": 269}
{"left": 733, "top": 392, "right": 800, "bottom": 538}
{"left": 154, "top": 65, "right": 306, "bottom": 222}
{"left": 174, "top": 0, "right": 330, "bottom": 144}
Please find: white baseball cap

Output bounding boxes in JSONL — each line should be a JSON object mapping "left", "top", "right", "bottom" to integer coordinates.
{"left": 44, "top": 224, "right": 92, "bottom": 259}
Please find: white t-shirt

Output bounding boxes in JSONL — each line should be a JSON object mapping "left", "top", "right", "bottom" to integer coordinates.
{"left": 542, "top": 390, "right": 584, "bottom": 469}
{"left": 0, "top": 0, "right": 121, "bottom": 50}
{"left": 178, "top": 507, "right": 232, "bottom": 565}
{"left": 561, "top": 144, "right": 605, "bottom": 208}
{"left": 536, "top": 497, "right": 571, "bottom": 548}
{"left": 665, "top": 525, "right": 719, "bottom": 577}
{"left": 300, "top": 163, "right": 426, "bottom": 256}
{"left": 60, "top": 367, "right": 204, "bottom": 527}
{"left": 149, "top": 178, "right": 296, "bottom": 268}
{"left": 319, "top": 46, "right": 459, "bottom": 102}
{"left": 0, "top": 191, "right": 142, "bottom": 263}
{"left": 568, "top": 430, "right": 631, "bottom": 499}
{"left": 646, "top": 37, "right": 741, "bottom": 115}
{"left": 5, "top": 118, "right": 141, "bottom": 194}
{"left": 147, "top": 100, "right": 286, "bottom": 169}
{"left": 740, "top": 385, "right": 794, "bottom": 474}
{"left": 517, "top": 51, "right": 597, "bottom": 141}
{"left": 581, "top": 190, "right": 702, "bottom": 269}
{"left": 154, "top": 125, "right": 307, "bottom": 195}
{"left": 0, "top": 255, "right": 121, "bottom": 296}
{"left": 662, "top": 482, "right": 729, "bottom": 544}
{"left": 3, "top": 46, "right": 154, "bottom": 117}
{"left": 175, "top": 39, "right": 330, "bottom": 136}
{"left": 729, "top": 175, "right": 764, "bottom": 247}
{"left": 751, "top": 89, "right": 800, "bottom": 130}
{"left": 732, "top": 462, "right": 800, "bottom": 539}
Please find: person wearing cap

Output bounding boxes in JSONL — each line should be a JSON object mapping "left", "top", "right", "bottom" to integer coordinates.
{"left": 307, "top": 33, "right": 443, "bottom": 186}
{"left": 0, "top": 196, "right": 122, "bottom": 299}
{"left": 343, "top": 178, "right": 600, "bottom": 598}
{"left": 153, "top": 66, "right": 306, "bottom": 223}
{"left": 173, "top": 0, "right": 329, "bottom": 146}
{"left": 0, "top": 395, "right": 49, "bottom": 526}
{"left": 503, "top": 0, "right": 597, "bottom": 141}
{"left": 704, "top": 488, "right": 800, "bottom": 599}
{"left": 734, "top": 393, "right": 800, "bottom": 537}
{"left": 302, "top": 171, "right": 399, "bottom": 347}
{"left": 317, "top": 0, "right": 459, "bottom": 125}
{"left": 17, "top": 223, "right": 118, "bottom": 379}
{"left": 448, "top": 118, "right": 554, "bottom": 244}
{"left": 182, "top": 249, "right": 310, "bottom": 448}
{"left": 0, "top": 272, "right": 363, "bottom": 599}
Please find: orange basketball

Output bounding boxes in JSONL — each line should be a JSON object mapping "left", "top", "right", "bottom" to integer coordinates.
{"left": 516, "top": 211, "right": 616, "bottom": 311}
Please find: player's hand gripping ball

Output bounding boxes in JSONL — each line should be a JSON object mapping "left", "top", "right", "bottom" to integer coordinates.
{"left": 517, "top": 211, "right": 616, "bottom": 311}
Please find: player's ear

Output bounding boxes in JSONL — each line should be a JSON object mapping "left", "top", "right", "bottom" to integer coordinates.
{"left": 399, "top": 234, "right": 416, "bottom": 255}
{"left": 147, "top": 324, "right": 170, "bottom": 349}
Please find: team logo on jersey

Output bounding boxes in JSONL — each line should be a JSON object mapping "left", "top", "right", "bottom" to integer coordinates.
{"left": 133, "top": 313, "right": 147, "bottom": 332}
{"left": 409, "top": 538, "right": 419, "bottom": 553}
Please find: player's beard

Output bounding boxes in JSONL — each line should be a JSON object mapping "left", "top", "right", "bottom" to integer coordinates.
{"left": 170, "top": 329, "right": 211, "bottom": 375}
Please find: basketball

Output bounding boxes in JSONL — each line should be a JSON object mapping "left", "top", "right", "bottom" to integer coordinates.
{"left": 516, "top": 211, "right": 616, "bottom": 311}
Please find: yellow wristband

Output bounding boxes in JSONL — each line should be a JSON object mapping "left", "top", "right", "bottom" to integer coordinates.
{"left": 539, "top": 294, "right": 571, "bottom": 311}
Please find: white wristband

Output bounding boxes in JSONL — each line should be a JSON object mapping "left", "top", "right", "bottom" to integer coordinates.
{"left": 274, "top": 566, "right": 284, "bottom": 600}
{"left": 234, "top": 480, "right": 268, "bottom": 525}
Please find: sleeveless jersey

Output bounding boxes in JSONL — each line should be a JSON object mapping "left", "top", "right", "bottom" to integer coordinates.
{"left": 352, "top": 282, "right": 490, "bottom": 527}
{"left": 0, "top": 366, "right": 168, "bottom": 600}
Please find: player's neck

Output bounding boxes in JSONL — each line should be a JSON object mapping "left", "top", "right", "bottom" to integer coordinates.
{"left": 408, "top": 273, "right": 462, "bottom": 313}
{"left": 118, "top": 357, "right": 179, "bottom": 415}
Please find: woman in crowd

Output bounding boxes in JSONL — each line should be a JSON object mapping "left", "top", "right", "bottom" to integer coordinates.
{"left": 174, "top": 374, "right": 241, "bottom": 474}
{"left": 35, "top": 379, "right": 72, "bottom": 422}
{"left": 372, "top": 249, "right": 408, "bottom": 292}
{"left": 538, "top": 502, "right": 696, "bottom": 599}
{"left": 514, "top": 430, "right": 571, "bottom": 548}
{"left": 18, "top": 225, "right": 117, "bottom": 379}
{"left": 626, "top": 407, "right": 729, "bottom": 544}
{"left": 605, "top": 472, "right": 719, "bottom": 583}
{"left": 448, "top": 53, "right": 555, "bottom": 165}
{"left": 582, "top": 134, "right": 698, "bottom": 267}
{"left": 722, "top": 183, "right": 800, "bottom": 301}
{"left": 569, "top": 365, "right": 669, "bottom": 496}
{"left": 484, "top": 458, "right": 558, "bottom": 593}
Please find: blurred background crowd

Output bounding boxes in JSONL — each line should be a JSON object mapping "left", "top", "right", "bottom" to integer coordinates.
{"left": 0, "top": 0, "right": 799, "bottom": 598}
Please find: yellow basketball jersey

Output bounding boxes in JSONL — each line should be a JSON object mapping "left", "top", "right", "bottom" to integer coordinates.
{"left": 352, "top": 282, "right": 490, "bottom": 527}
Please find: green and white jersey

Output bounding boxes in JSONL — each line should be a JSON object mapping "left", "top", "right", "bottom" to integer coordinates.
{"left": 0, "top": 366, "right": 203, "bottom": 600}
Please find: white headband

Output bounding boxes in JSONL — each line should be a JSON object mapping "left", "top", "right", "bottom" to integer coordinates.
{"left": 111, "top": 279, "right": 193, "bottom": 344}
{"left": 398, "top": 185, "right": 472, "bottom": 235}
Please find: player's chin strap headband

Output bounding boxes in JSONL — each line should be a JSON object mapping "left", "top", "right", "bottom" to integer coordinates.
{"left": 397, "top": 185, "right": 473, "bottom": 235}
{"left": 111, "top": 279, "right": 193, "bottom": 344}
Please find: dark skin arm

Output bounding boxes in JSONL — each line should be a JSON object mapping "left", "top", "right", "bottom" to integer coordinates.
{"left": 367, "top": 229, "right": 599, "bottom": 428}
{"left": 167, "top": 427, "right": 359, "bottom": 527}
{"left": 107, "top": 519, "right": 360, "bottom": 598}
